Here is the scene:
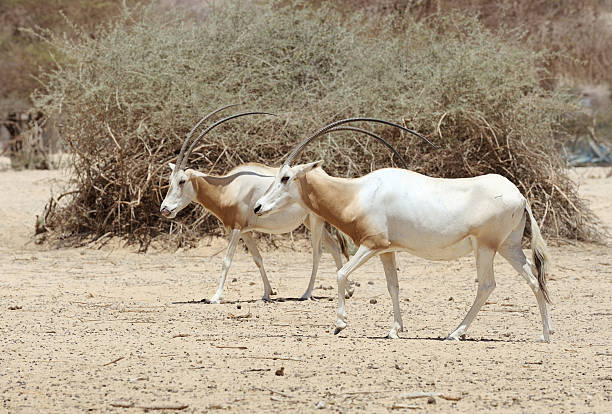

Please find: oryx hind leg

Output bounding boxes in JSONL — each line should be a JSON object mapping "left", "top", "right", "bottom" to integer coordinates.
{"left": 447, "top": 240, "right": 496, "bottom": 341}
{"left": 498, "top": 228, "right": 552, "bottom": 342}
{"left": 241, "top": 233, "right": 274, "bottom": 302}
{"left": 380, "top": 252, "right": 403, "bottom": 339}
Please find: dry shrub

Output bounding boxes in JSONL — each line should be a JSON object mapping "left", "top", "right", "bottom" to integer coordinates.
{"left": 330, "top": 0, "right": 612, "bottom": 146}
{"left": 327, "top": 0, "right": 612, "bottom": 84}
{"left": 0, "top": 0, "right": 136, "bottom": 115}
{"left": 32, "top": 1, "right": 601, "bottom": 249}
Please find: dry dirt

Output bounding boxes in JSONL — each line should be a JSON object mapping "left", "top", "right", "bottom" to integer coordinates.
{"left": 1, "top": 167, "right": 611, "bottom": 413}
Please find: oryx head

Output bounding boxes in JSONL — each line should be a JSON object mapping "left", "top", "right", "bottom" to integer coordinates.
{"left": 160, "top": 162, "right": 199, "bottom": 218}
{"left": 253, "top": 160, "right": 323, "bottom": 217}
{"left": 160, "top": 104, "right": 276, "bottom": 219}
{"left": 253, "top": 118, "right": 434, "bottom": 217}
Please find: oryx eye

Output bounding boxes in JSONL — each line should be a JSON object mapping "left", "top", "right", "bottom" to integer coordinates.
{"left": 280, "top": 176, "right": 289, "bottom": 184}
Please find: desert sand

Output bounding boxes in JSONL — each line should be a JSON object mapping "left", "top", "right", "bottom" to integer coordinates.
{"left": 1, "top": 167, "right": 611, "bottom": 413}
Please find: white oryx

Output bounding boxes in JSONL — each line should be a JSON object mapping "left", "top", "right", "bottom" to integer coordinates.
{"left": 254, "top": 118, "right": 553, "bottom": 342}
{"left": 160, "top": 106, "right": 386, "bottom": 303}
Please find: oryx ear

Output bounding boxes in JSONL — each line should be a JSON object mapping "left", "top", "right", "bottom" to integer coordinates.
{"left": 185, "top": 168, "right": 205, "bottom": 178}
{"left": 294, "top": 160, "right": 324, "bottom": 177}
{"left": 169, "top": 162, "right": 176, "bottom": 171}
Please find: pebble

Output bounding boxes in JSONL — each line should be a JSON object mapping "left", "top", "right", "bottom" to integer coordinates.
{"left": 370, "top": 298, "right": 377, "bottom": 304}
{"left": 275, "top": 367, "right": 284, "bottom": 376}
{"left": 315, "top": 400, "right": 327, "bottom": 409}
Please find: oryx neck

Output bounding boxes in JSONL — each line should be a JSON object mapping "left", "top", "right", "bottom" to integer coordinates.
{"left": 191, "top": 175, "right": 229, "bottom": 218}
{"left": 297, "top": 169, "right": 360, "bottom": 239}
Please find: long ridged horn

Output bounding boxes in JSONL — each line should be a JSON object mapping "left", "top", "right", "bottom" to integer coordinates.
{"left": 285, "top": 117, "right": 435, "bottom": 166}
{"left": 176, "top": 103, "right": 242, "bottom": 169}
{"left": 180, "top": 111, "right": 277, "bottom": 171}
{"left": 324, "top": 126, "right": 409, "bottom": 169}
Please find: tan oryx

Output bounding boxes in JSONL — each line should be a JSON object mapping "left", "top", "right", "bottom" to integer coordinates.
{"left": 160, "top": 107, "right": 398, "bottom": 303}
{"left": 253, "top": 118, "right": 553, "bottom": 342}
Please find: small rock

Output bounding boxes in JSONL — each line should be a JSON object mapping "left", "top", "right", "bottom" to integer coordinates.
{"left": 448, "top": 297, "right": 453, "bottom": 301}
{"left": 315, "top": 400, "right": 327, "bottom": 409}
{"left": 231, "top": 278, "right": 238, "bottom": 282}
{"left": 249, "top": 281, "right": 256, "bottom": 286}
{"left": 427, "top": 397, "right": 436, "bottom": 404}
{"left": 369, "top": 298, "right": 377, "bottom": 304}
{"left": 8, "top": 306, "right": 22, "bottom": 310}
{"left": 368, "top": 281, "right": 374, "bottom": 285}
{"left": 275, "top": 367, "right": 284, "bottom": 376}
{"left": 394, "top": 363, "right": 403, "bottom": 370}
{"left": 237, "top": 305, "right": 241, "bottom": 310}
{"left": 355, "top": 282, "right": 361, "bottom": 287}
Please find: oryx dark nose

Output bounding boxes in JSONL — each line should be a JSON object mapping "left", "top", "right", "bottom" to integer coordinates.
{"left": 253, "top": 204, "right": 262, "bottom": 214}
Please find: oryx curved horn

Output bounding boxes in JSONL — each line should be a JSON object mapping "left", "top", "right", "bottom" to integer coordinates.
{"left": 180, "top": 111, "right": 277, "bottom": 171}
{"left": 324, "top": 126, "right": 409, "bottom": 169}
{"left": 285, "top": 118, "right": 435, "bottom": 166}
{"left": 176, "top": 103, "right": 242, "bottom": 169}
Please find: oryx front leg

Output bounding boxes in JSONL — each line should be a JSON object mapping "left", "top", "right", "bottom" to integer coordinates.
{"left": 321, "top": 228, "right": 353, "bottom": 299}
{"left": 210, "top": 229, "right": 241, "bottom": 304}
{"left": 241, "top": 233, "right": 274, "bottom": 302}
{"left": 380, "top": 252, "right": 403, "bottom": 339}
{"left": 447, "top": 245, "right": 496, "bottom": 341}
{"left": 334, "top": 245, "right": 377, "bottom": 335}
{"left": 300, "top": 215, "right": 324, "bottom": 301}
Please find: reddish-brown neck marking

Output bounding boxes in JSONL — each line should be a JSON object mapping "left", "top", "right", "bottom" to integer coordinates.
{"left": 191, "top": 175, "right": 239, "bottom": 228}
{"left": 296, "top": 169, "right": 389, "bottom": 249}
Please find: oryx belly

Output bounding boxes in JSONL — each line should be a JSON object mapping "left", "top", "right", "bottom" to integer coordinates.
{"left": 225, "top": 172, "right": 306, "bottom": 233}
{"left": 247, "top": 202, "right": 307, "bottom": 234}
{"left": 358, "top": 170, "right": 526, "bottom": 260}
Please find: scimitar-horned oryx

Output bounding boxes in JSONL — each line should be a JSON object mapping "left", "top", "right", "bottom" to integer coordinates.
{"left": 254, "top": 118, "right": 553, "bottom": 342}
{"left": 160, "top": 106, "right": 402, "bottom": 303}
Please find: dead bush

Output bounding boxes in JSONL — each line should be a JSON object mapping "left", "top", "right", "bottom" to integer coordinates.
{"left": 32, "top": 1, "right": 601, "bottom": 249}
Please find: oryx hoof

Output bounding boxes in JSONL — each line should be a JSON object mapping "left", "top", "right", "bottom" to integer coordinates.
{"left": 445, "top": 335, "right": 460, "bottom": 341}
{"left": 445, "top": 332, "right": 465, "bottom": 341}
{"left": 537, "top": 334, "right": 550, "bottom": 343}
{"left": 345, "top": 287, "right": 355, "bottom": 299}
{"left": 334, "top": 319, "right": 347, "bottom": 335}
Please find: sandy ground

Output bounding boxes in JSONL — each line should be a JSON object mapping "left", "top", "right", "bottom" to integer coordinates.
{"left": 1, "top": 167, "right": 611, "bottom": 413}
